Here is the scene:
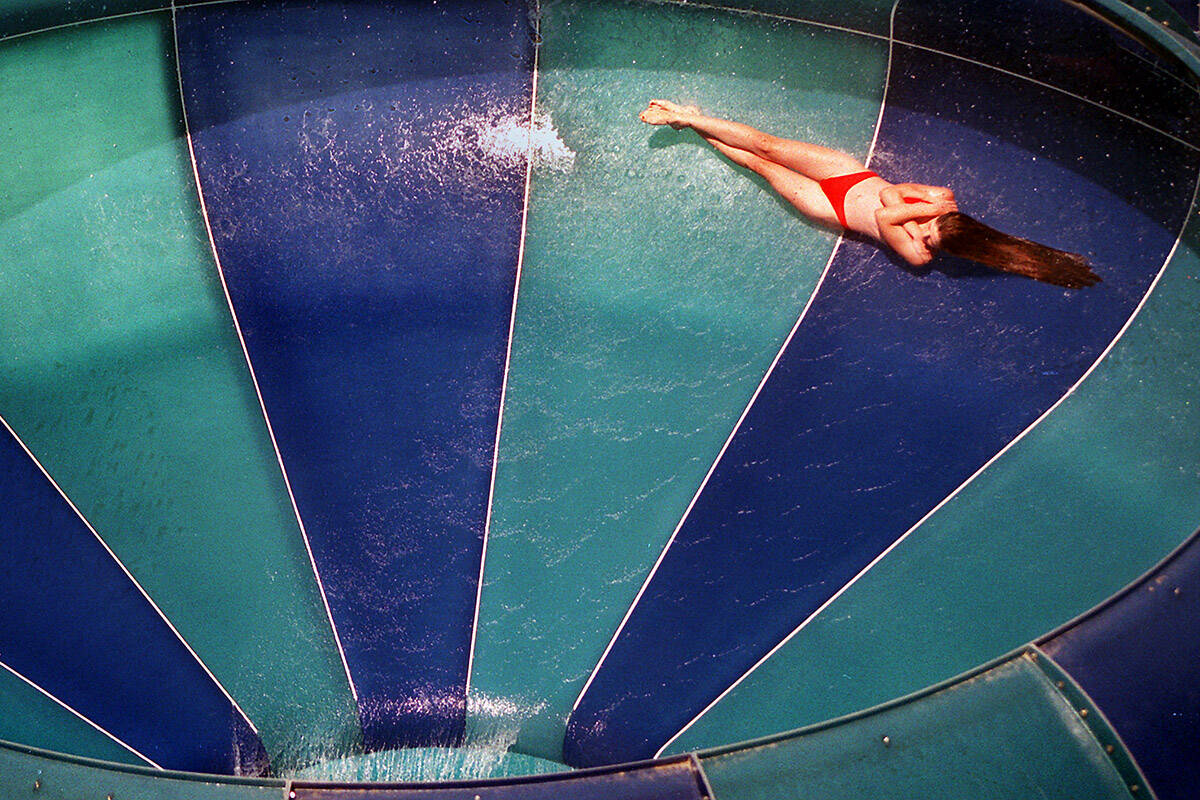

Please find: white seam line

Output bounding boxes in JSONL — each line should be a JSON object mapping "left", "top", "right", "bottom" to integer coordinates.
{"left": 0, "top": 414, "right": 261, "bottom": 739}
{"left": 169, "top": 0, "right": 359, "bottom": 705}
{"left": 642, "top": 0, "right": 892, "bottom": 43}
{"left": 0, "top": 0, "right": 254, "bottom": 46}
{"left": 864, "top": 0, "right": 898, "bottom": 164}
{"left": 644, "top": 0, "right": 899, "bottom": 750}
{"left": 3, "top": 0, "right": 1194, "bottom": 126}
{"left": 571, "top": 1, "right": 901, "bottom": 717}
{"left": 655, "top": 136, "right": 1200, "bottom": 760}
{"left": 658, "top": 0, "right": 1200, "bottom": 102}
{"left": 0, "top": 657, "right": 162, "bottom": 769}
{"left": 465, "top": 0, "right": 542, "bottom": 698}
{"left": 897, "top": 39, "right": 1200, "bottom": 153}
{"left": 651, "top": 0, "right": 1199, "bottom": 152}
{"left": 0, "top": 5, "right": 169, "bottom": 44}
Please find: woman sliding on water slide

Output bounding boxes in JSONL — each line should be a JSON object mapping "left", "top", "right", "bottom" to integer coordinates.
{"left": 639, "top": 100, "right": 1099, "bottom": 289}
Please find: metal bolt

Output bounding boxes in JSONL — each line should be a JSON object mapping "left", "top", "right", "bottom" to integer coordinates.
{"left": 33, "top": 779, "right": 41, "bottom": 790}
{"left": 881, "top": 735, "right": 891, "bottom": 747}
{"left": 1079, "top": 708, "right": 1089, "bottom": 718}
{"left": 1131, "top": 784, "right": 1140, "bottom": 793}
{"left": 1056, "top": 681, "right": 1065, "bottom": 689}
{"left": 1105, "top": 744, "right": 1115, "bottom": 754}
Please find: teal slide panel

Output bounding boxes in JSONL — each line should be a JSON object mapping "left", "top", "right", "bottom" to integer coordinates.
{"left": 700, "top": 653, "right": 1141, "bottom": 800}
{"left": 0, "top": 741, "right": 283, "bottom": 800}
{"left": 0, "top": 669, "right": 145, "bottom": 768}
{"left": 0, "top": 0, "right": 160, "bottom": 39}
{"left": 0, "top": 16, "right": 359, "bottom": 765}
{"left": 467, "top": 0, "right": 888, "bottom": 759}
{"left": 668, "top": 167, "right": 1200, "bottom": 754}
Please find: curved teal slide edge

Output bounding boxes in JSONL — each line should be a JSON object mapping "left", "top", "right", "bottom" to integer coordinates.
{"left": 0, "top": 646, "right": 1149, "bottom": 800}
{"left": 466, "top": 0, "right": 891, "bottom": 762}
{"left": 664, "top": 155, "right": 1200, "bottom": 754}
{"left": 0, "top": 667, "right": 147, "bottom": 768}
{"left": 0, "top": 739, "right": 284, "bottom": 800}
{"left": 697, "top": 649, "right": 1146, "bottom": 800}
{"left": 0, "top": 0, "right": 1193, "bottom": 791}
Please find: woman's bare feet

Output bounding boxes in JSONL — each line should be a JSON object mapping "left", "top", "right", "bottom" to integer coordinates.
{"left": 638, "top": 99, "right": 700, "bottom": 129}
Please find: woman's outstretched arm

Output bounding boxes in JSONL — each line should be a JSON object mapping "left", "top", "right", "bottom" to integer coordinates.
{"left": 640, "top": 100, "right": 864, "bottom": 180}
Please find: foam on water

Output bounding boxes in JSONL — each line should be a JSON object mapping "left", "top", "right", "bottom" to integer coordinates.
{"left": 479, "top": 111, "right": 577, "bottom": 172}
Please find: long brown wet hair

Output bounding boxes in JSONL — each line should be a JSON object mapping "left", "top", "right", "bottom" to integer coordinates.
{"left": 934, "top": 212, "right": 1099, "bottom": 289}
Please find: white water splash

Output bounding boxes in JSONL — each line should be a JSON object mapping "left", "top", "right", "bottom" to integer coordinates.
{"left": 479, "top": 112, "right": 576, "bottom": 172}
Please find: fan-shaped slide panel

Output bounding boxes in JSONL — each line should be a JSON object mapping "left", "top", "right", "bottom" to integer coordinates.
{"left": 0, "top": 665, "right": 148, "bottom": 768}
{"left": 0, "top": 11, "right": 359, "bottom": 767}
{"left": 567, "top": 0, "right": 1200, "bottom": 766}
{"left": 466, "top": 0, "right": 891, "bottom": 761}
{"left": 0, "top": 0, "right": 1197, "bottom": 794}
{"left": 175, "top": 0, "right": 535, "bottom": 750}
{"left": 0, "top": 423, "right": 265, "bottom": 773}
{"left": 665, "top": 0, "right": 1200, "bottom": 758}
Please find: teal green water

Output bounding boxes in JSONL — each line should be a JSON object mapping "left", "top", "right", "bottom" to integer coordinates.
{"left": 0, "top": 669, "right": 146, "bottom": 767}
{"left": 0, "top": 16, "right": 359, "bottom": 766}
{"left": 669, "top": 186, "right": 1200, "bottom": 751}
{"left": 700, "top": 653, "right": 1138, "bottom": 800}
{"left": 288, "top": 747, "right": 567, "bottom": 783}
{"left": 467, "top": 0, "right": 889, "bottom": 761}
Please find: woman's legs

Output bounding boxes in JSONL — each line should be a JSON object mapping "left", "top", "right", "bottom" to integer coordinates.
{"left": 701, "top": 135, "right": 840, "bottom": 227}
{"left": 641, "top": 100, "right": 864, "bottom": 180}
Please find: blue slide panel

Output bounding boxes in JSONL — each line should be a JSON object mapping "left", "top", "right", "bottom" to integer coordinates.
{"left": 898, "top": 0, "right": 1200, "bottom": 142}
{"left": 1041, "top": 530, "right": 1200, "bottom": 800}
{"left": 565, "top": 41, "right": 1199, "bottom": 766}
{"left": 175, "top": 0, "right": 533, "bottom": 749}
{"left": 0, "top": 423, "right": 266, "bottom": 774}
{"left": 292, "top": 757, "right": 706, "bottom": 800}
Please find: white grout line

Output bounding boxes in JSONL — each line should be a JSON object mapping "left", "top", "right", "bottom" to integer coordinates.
{"left": 464, "top": 0, "right": 542, "bottom": 699}
{"left": 644, "top": 0, "right": 891, "bottom": 43}
{"left": 897, "top": 38, "right": 1200, "bottom": 153}
{"left": 0, "top": 5, "right": 170, "bottom": 44}
{"left": 0, "top": 655, "right": 162, "bottom": 768}
{"left": 574, "top": 0, "right": 893, "bottom": 745}
{"left": 168, "top": 1, "right": 359, "bottom": 707}
{"left": 570, "top": 1, "right": 903, "bottom": 719}
{"left": 0, "top": 414, "right": 262, "bottom": 740}
{"left": 655, "top": 138, "right": 1200, "bottom": 760}
{"left": 648, "top": 0, "right": 1200, "bottom": 152}
{"left": 864, "top": 0, "right": 899, "bottom": 164}
{"left": 0, "top": 0, "right": 253, "bottom": 44}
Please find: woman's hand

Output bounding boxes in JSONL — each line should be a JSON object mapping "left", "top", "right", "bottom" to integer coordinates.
{"left": 875, "top": 203, "right": 949, "bottom": 266}
{"left": 880, "top": 183, "right": 957, "bottom": 210}
{"left": 874, "top": 184, "right": 957, "bottom": 265}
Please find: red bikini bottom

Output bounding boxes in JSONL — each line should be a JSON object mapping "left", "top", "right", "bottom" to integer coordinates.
{"left": 819, "top": 170, "right": 927, "bottom": 228}
{"left": 818, "top": 170, "right": 878, "bottom": 228}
